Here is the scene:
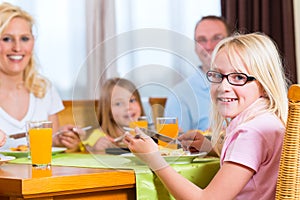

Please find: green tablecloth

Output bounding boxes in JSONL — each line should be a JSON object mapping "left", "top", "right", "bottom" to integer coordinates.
{"left": 10, "top": 153, "right": 220, "bottom": 200}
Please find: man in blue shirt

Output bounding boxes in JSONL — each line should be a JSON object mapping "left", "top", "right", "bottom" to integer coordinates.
{"left": 164, "top": 16, "right": 231, "bottom": 132}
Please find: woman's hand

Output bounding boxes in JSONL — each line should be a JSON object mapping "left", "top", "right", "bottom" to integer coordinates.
{"left": 178, "top": 130, "right": 213, "bottom": 153}
{"left": 0, "top": 129, "right": 6, "bottom": 147}
{"left": 52, "top": 124, "right": 85, "bottom": 152}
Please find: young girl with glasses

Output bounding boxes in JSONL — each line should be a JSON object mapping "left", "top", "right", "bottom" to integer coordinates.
{"left": 124, "top": 32, "right": 288, "bottom": 199}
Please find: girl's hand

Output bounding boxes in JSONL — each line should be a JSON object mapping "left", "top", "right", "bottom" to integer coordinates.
{"left": 87, "top": 136, "right": 113, "bottom": 152}
{"left": 123, "top": 128, "right": 158, "bottom": 153}
{"left": 123, "top": 128, "right": 168, "bottom": 171}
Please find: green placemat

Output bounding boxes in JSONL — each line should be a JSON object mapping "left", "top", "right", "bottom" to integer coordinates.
{"left": 10, "top": 153, "right": 220, "bottom": 199}
{"left": 10, "top": 153, "right": 153, "bottom": 171}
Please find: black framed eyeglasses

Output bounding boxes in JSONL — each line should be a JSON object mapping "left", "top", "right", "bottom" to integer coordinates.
{"left": 206, "top": 70, "right": 256, "bottom": 86}
{"left": 195, "top": 35, "right": 225, "bottom": 45}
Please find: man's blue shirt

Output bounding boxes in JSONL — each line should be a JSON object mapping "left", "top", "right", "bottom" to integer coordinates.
{"left": 164, "top": 70, "right": 211, "bottom": 132}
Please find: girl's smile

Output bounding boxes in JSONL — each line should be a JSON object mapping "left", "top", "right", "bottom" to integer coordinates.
{"left": 210, "top": 48, "right": 263, "bottom": 119}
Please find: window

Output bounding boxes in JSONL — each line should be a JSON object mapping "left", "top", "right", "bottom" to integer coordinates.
{"left": 1, "top": 0, "right": 86, "bottom": 99}
{"left": 114, "top": 0, "right": 221, "bottom": 113}
{"left": 2, "top": 0, "right": 221, "bottom": 100}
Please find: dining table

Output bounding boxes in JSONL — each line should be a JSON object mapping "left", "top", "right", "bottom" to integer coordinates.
{"left": 0, "top": 150, "right": 220, "bottom": 200}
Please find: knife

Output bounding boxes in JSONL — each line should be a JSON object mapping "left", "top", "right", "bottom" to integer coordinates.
{"left": 9, "top": 132, "right": 26, "bottom": 139}
{"left": 9, "top": 126, "right": 93, "bottom": 139}
{"left": 123, "top": 127, "right": 180, "bottom": 144}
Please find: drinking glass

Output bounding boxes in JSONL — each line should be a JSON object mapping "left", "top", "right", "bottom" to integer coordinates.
{"left": 31, "top": 166, "right": 52, "bottom": 178}
{"left": 156, "top": 117, "right": 178, "bottom": 149}
{"left": 129, "top": 116, "right": 148, "bottom": 129}
{"left": 26, "top": 121, "right": 52, "bottom": 168}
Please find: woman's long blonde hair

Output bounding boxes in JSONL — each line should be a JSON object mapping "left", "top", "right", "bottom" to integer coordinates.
{"left": 209, "top": 33, "right": 288, "bottom": 144}
{"left": 0, "top": 2, "right": 48, "bottom": 98}
{"left": 98, "top": 77, "right": 145, "bottom": 138}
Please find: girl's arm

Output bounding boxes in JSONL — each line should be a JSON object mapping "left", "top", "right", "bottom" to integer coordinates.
{"left": 124, "top": 129, "right": 254, "bottom": 200}
{"left": 155, "top": 161, "right": 253, "bottom": 200}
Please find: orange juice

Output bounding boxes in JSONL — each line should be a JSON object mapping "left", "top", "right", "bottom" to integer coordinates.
{"left": 129, "top": 120, "right": 148, "bottom": 129}
{"left": 29, "top": 128, "right": 52, "bottom": 166}
{"left": 129, "top": 116, "right": 148, "bottom": 135}
{"left": 31, "top": 166, "right": 52, "bottom": 178}
{"left": 156, "top": 117, "right": 178, "bottom": 149}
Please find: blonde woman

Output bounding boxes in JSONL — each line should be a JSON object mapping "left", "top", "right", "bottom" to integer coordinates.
{"left": 124, "top": 33, "right": 288, "bottom": 199}
{"left": 0, "top": 2, "right": 81, "bottom": 151}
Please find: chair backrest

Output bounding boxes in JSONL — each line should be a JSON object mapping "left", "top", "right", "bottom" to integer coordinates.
{"left": 148, "top": 97, "right": 167, "bottom": 126}
{"left": 58, "top": 100, "right": 99, "bottom": 128}
{"left": 276, "top": 84, "right": 300, "bottom": 199}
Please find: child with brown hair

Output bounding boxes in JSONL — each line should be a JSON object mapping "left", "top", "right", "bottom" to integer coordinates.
{"left": 84, "top": 77, "right": 146, "bottom": 152}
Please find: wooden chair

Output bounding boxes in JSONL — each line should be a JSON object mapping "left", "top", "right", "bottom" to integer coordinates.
{"left": 276, "top": 84, "right": 300, "bottom": 199}
{"left": 149, "top": 97, "right": 167, "bottom": 126}
{"left": 58, "top": 100, "right": 99, "bottom": 128}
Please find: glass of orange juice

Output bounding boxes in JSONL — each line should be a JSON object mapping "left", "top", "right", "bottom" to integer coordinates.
{"left": 129, "top": 116, "right": 148, "bottom": 135}
{"left": 130, "top": 116, "right": 148, "bottom": 128}
{"left": 156, "top": 117, "right": 178, "bottom": 149}
{"left": 26, "top": 121, "right": 52, "bottom": 168}
{"left": 31, "top": 166, "right": 52, "bottom": 178}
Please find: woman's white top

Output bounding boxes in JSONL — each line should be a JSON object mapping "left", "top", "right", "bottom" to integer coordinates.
{"left": 0, "top": 85, "right": 64, "bottom": 149}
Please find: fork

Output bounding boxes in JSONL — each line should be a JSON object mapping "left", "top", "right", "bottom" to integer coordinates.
{"left": 52, "top": 126, "right": 93, "bottom": 138}
{"left": 123, "top": 127, "right": 182, "bottom": 146}
{"left": 113, "top": 135, "right": 126, "bottom": 143}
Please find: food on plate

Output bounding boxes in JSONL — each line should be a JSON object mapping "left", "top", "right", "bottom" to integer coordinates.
{"left": 159, "top": 147, "right": 189, "bottom": 156}
{"left": 10, "top": 145, "right": 28, "bottom": 152}
{"left": 201, "top": 129, "right": 211, "bottom": 136}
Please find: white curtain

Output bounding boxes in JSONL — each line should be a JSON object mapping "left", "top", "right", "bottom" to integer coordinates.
{"left": 85, "top": 0, "right": 117, "bottom": 99}
{"left": 81, "top": 0, "right": 221, "bottom": 101}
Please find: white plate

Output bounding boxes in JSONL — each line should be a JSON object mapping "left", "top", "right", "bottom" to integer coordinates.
{"left": 0, "top": 147, "right": 67, "bottom": 158}
{"left": 0, "top": 155, "right": 16, "bottom": 165}
{"left": 120, "top": 152, "right": 207, "bottom": 164}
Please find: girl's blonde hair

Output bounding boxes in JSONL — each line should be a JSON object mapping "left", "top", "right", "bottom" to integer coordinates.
{"left": 98, "top": 77, "right": 145, "bottom": 138}
{"left": 0, "top": 2, "right": 48, "bottom": 98}
{"left": 209, "top": 32, "right": 288, "bottom": 144}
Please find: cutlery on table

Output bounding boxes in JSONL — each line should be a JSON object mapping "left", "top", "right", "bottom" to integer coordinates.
{"left": 9, "top": 132, "right": 27, "bottom": 139}
{"left": 113, "top": 127, "right": 146, "bottom": 143}
{"left": 9, "top": 126, "right": 93, "bottom": 139}
{"left": 113, "top": 135, "right": 126, "bottom": 143}
{"left": 52, "top": 126, "right": 93, "bottom": 138}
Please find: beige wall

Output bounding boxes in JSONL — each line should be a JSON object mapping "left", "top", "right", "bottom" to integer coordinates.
{"left": 294, "top": 0, "right": 300, "bottom": 84}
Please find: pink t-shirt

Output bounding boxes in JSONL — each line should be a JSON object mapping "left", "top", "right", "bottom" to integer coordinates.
{"left": 221, "top": 105, "right": 285, "bottom": 199}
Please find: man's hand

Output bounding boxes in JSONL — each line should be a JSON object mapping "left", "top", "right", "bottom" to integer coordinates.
{"left": 178, "top": 130, "right": 213, "bottom": 153}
